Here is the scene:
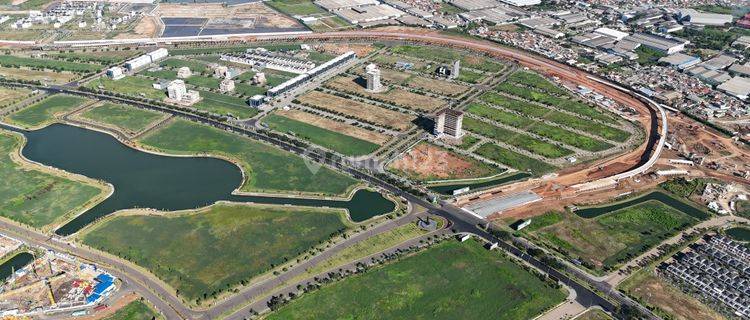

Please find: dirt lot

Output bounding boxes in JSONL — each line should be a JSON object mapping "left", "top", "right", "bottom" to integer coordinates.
{"left": 0, "top": 67, "right": 77, "bottom": 84}
{"left": 276, "top": 109, "right": 391, "bottom": 145}
{"left": 407, "top": 76, "right": 469, "bottom": 96}
{"left": 326, "top": 75, "right": 446, "bottom": 112}
{"left": 297, "top": 91, "right": 414, "bottom": 131}
{"left": 389, "top": 142, "right": 498, "bottom": 180}
{"left": 157, "top": 2, "right": 299, "bottom": 28}
{"left": 115, "top": 16, "right": 159, "bottom": 39}
{"left": 319, "top": 43, "right": 374, "bottom": 57}
{"left": 625, "top": 271, "right": 724, "bottom": 320}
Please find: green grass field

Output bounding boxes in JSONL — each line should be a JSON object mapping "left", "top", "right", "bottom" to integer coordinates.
{"left": 193, "top": 91, "right": 257, "bottom": 119}
{"left": 87, "top": 76, "right": 165, "bottom": 100}
{"left": 141, "top": 69, "right": 177, "bottom": 80}
{"left": 264, "top": 114, "right": 380, "bottom": 156}
{"left": 79, "top": 103, "right": 165, "bottom": 134}
{"left": 0, "top": 131, "right": 103, "bottom": 228}
{"left": 495, "top": 82, "right": 616, "bottom": 124}
{"left": 266, "top": 0, "right": 327, "bottom": 16}
{"left": 82, "top": 203, "right": 349, "bottom": 302}
{"left": 138, "top": 119, "right": 357, "bottom": 195}
{"left": 49, "top": 50, "right": 140, "bottom": 65}
{"left": 185, "top": 76, "right": 221, "bottom": 89}
{"left": 474, "top": 143, "right": 557, "bottom": 175}
{"left": 0, "top": 55, "right": 101, "bottom": 73}
{"left": 234, "top": 83, "right": 266, "bottom": 97}
{"left": 6, "top": 94, "right": 88, "bottom": 129}
{"left": 267, "top": 239, "right": 565, "bottom": 320}
{"left": 463, "top": 117, "right": 573, "bottom": 158}
{"left": 390, "top": 45, "right": 504, "bottom": 73}
{"left": 528, "top": 201, "right": 699, "bottom": 271}
{"left": 477, "top": 93, "right": 630, "bottom": 142}
{"left": 159, "top": 58, "right": 210, "bottom": 73}
{"left": 103, "top": 300, "right": 161, "bottom": 320}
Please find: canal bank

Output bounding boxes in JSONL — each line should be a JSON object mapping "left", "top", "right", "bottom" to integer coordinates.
{"left": 574, "top": 191, "right": 709, "bottom": 220}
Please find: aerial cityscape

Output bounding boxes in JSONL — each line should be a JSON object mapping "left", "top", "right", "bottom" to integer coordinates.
{"left": 0, "top": 0, "right": 748, "bottom": 319}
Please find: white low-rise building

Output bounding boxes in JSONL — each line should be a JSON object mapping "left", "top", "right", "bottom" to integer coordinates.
{"left": 219, "top": 79, "right": 235, "bottom": 93}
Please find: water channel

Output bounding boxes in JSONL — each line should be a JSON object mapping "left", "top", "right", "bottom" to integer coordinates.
{"left": 726, "top": 227, "right": 750, "bottom": 242}
{"left": 574, "top": 191, "right": 709, "bottom": 220}
{"left": 1, "top": 123, "right": 395, "bottom": 236}
{"left": 0, "top": 252, "right": 34, "bottom": 282}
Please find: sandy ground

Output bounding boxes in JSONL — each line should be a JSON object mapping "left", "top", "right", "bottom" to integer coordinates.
{"left": 298, "top": 90, "right": 414, "bottom": 131}
{"left": 389, "top": 143, "right": 492, "bottom": 180}
{"left": 275, "top": 109, "right": 391, "bottom": 145}
{"left": 114, "top": 16, "right": 159, "bottom": 39}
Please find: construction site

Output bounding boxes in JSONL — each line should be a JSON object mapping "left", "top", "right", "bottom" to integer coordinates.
{"left": 0, "top": 250, "right": 117, "bottom": 317}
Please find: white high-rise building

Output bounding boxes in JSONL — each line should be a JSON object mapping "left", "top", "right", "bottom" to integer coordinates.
{"left": 167, "top": 80, "right": 186, "bottom": 101}
{"left": 365, "top": 63, "right": 382, "bottom": 92}
{"left": 451, "top": 60, "right": 460, "bottom": 79}
{"left": 434, "top": 108, "right": 464, "bottom": 139}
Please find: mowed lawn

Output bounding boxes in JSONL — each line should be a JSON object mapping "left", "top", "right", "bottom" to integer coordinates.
{"left": 5, "top": 94, "right": 89, "bottom": 129}
{"left": 79, "top": 103, "right": 165, "bottom": 134}
{"left": 103, "top": 300, "right": 161, "bottom": 320}
{"left": 82, "top": 203, "right": 350, "bottom": 302}
{"left": 0, "top": 131, "right": 104, "bottom": 228}
{"left": 527, "top": 201, "right": 699, "bottom": 271}
{"left": 193, "top": 91, "right": 257, "bottom": 119}
{"left": 264, "top": 114, "right": 380, "bottom": 156}
{"left": 267, "top": 240, "right": 565, "bottom": 320}
{"left": 138, "top": 119, "right": 357, "bottom": 196}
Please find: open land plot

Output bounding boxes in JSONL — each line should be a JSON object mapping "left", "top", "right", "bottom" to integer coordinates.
{"left": 0, "top": 55, "right": 101, "bottom": 73}
{"left": 193, "top": 90, "right": 257, "bottom": 119}
{"left": 326, "top": 76, "right": 447, "bottom": 112}
{"left": 388, "top": 142, "right": 503, "bottom": 181}
{"left": 297, "top": 91, "right": 414, "bottom": 131}
{"left": 102, "top": 299, "right": 162, "bottom": 320}
{"left": 185, "top": 75, "right": 221, "bottom": 89}
{"left": 266, "top": 0, "right": 327, "bottom": 16}
{"left": 78, "top": 103, "right": 166, "bottom": 135}
{"left": 527, "top": 122, "right": 612, "bottom": 152}
{"left": 267, "top": 239, "right": 566, "bottom": 320}
{"left": 527, "top": 201, "right": 700, "bottom": 271}
{"left": 141, "top": 69, "right": 177, "bottom": 80}
{"left": 305, "top": 16, "right": 351, "bottom": 32}
{"left": 477, "top": 93, "right": 630, "bottom": 142}
{"left": 0, "top": 130, "right": 105, "bottom": 228}
{"left": 406, "top": 76, "right": 469, "bottom": 96}
{"left": 371, "top": 54, "right": 430, "bottom": 72}
{"left": 354, "top": 66, "right": 412, "bottom": 84}
{"left": 474, "top": 143, "right": 557, "bottom": 175}
{"left": 619, "top": 269, "right": 724, "bottom": 320}
{"left": 494, "top": 83, "right": 617, "bottom": 124}
{"left": 0, "top": 66, "right": 78, "bottom": 84}
{"left": 234, "top": 83, "right": 266, "bottom": 97}
{"left": 275, "top": 109, "right": 390, "bottom": 145}
{"left": 81, "top": 203, "right": 350, "bottom": 302}
{"left": 139, "top": 118, "right": 357, "bottom": 195}
{"left": 264, "top": 113, "right": 380, "bottom": 156}
{"left": 5, "top": 94, "right": 89, "bottom": 129}
{"left": 457, "top": 68, "right": 485, "bottom": 84}
{"left": 390, "top": 45, "right": 505, "bottom": 73}
{"left": 48, "top": 50, "right": 141, "bottom": 65}
{"left": 506, "top": 71, "right": 569, "bottom": 96}
{"left": 0, "top": 87, "right": 30, "bottom": 107}
{"left": 159, "top": 58, "right": 210, "bottom": 73}
{"left": 463, "top": 117, "right": 574, "bottom": 159}
{"left": 87, "top": 76, "right": 166, "bottom": 100}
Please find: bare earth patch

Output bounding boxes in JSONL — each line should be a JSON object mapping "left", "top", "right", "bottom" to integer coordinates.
{"left": 389, "top": 142, "right": 497, "bottom": 181}
{"left": 297, "top": 91, "right": 414, "bottom": 131}
{"left": 407, "top": 76, "right": 469, "bottom": 96}
{"left": 326, "top": 75, "right": 446, "bottom": 112}
{"left": 276, "top": 109, "right": 391, "bottom": 145}
{"left": 626, "top": 271, "right": 725, "bottom": 320}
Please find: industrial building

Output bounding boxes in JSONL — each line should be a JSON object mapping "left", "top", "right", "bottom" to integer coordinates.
{"left": 658, "top": 53, "right": 701, "bottom": 70}
{"left": 105, "top": 66, "right": 124, "bottom": 80}
{"left": 221, "top": 48, "right": 316, "bottom": 74}
{"left": 677, "top": 9, "right": 733, "bottom": 26}
{"left": 717, "top": 77, "right": 750, "bottom": 100}
{"left": 267, "top": 51, "right": 356, "bottom": 98}
{"left": 434, "top": 108, "right": 464, "bottom": 139}
{"left": 626, "top": 33, "right": 688, "bottom": 54}
{"left": 365, "top": 63, "right": 383, "bottom": 92}
{"left": 124, "top": 48, "right": 169, "bottom": 71}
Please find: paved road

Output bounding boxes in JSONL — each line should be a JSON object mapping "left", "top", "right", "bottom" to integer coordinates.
{"left": 0, "top": 31, "right": 667, "bottom": 319}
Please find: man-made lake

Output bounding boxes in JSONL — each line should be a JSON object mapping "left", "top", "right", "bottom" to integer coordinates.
{"left": 1, "top": 123, "right": 394, "bottom": 236}
{"left": 0, "top": 252, "right": 34, "bottom": 282}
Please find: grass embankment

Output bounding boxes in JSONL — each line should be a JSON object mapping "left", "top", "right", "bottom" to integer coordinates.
{"left": 79, "top": 103, "right": 166, "bottom": 134}
{"left": 5, "top": 94, "right": 88, "bottom": 129}
{"left": 0, "top": 131, "right": 105, "bottom": 228}
{"left": 138, "top": 119, "right": 357, "bottom": 196}
{"left": 267, "top": 239, "right": 565, "bottom": 319}
{"left": 82, "top": 203, "right": 350, "bottom": 303}
{"left": 526, "top": 200, "right": 701, "bottom": 272}
{"left": 264, "top": 114, "right": 379, "bottom": 156}
{"left": 103, "top": 299, "right": 162, "bottom": 320}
